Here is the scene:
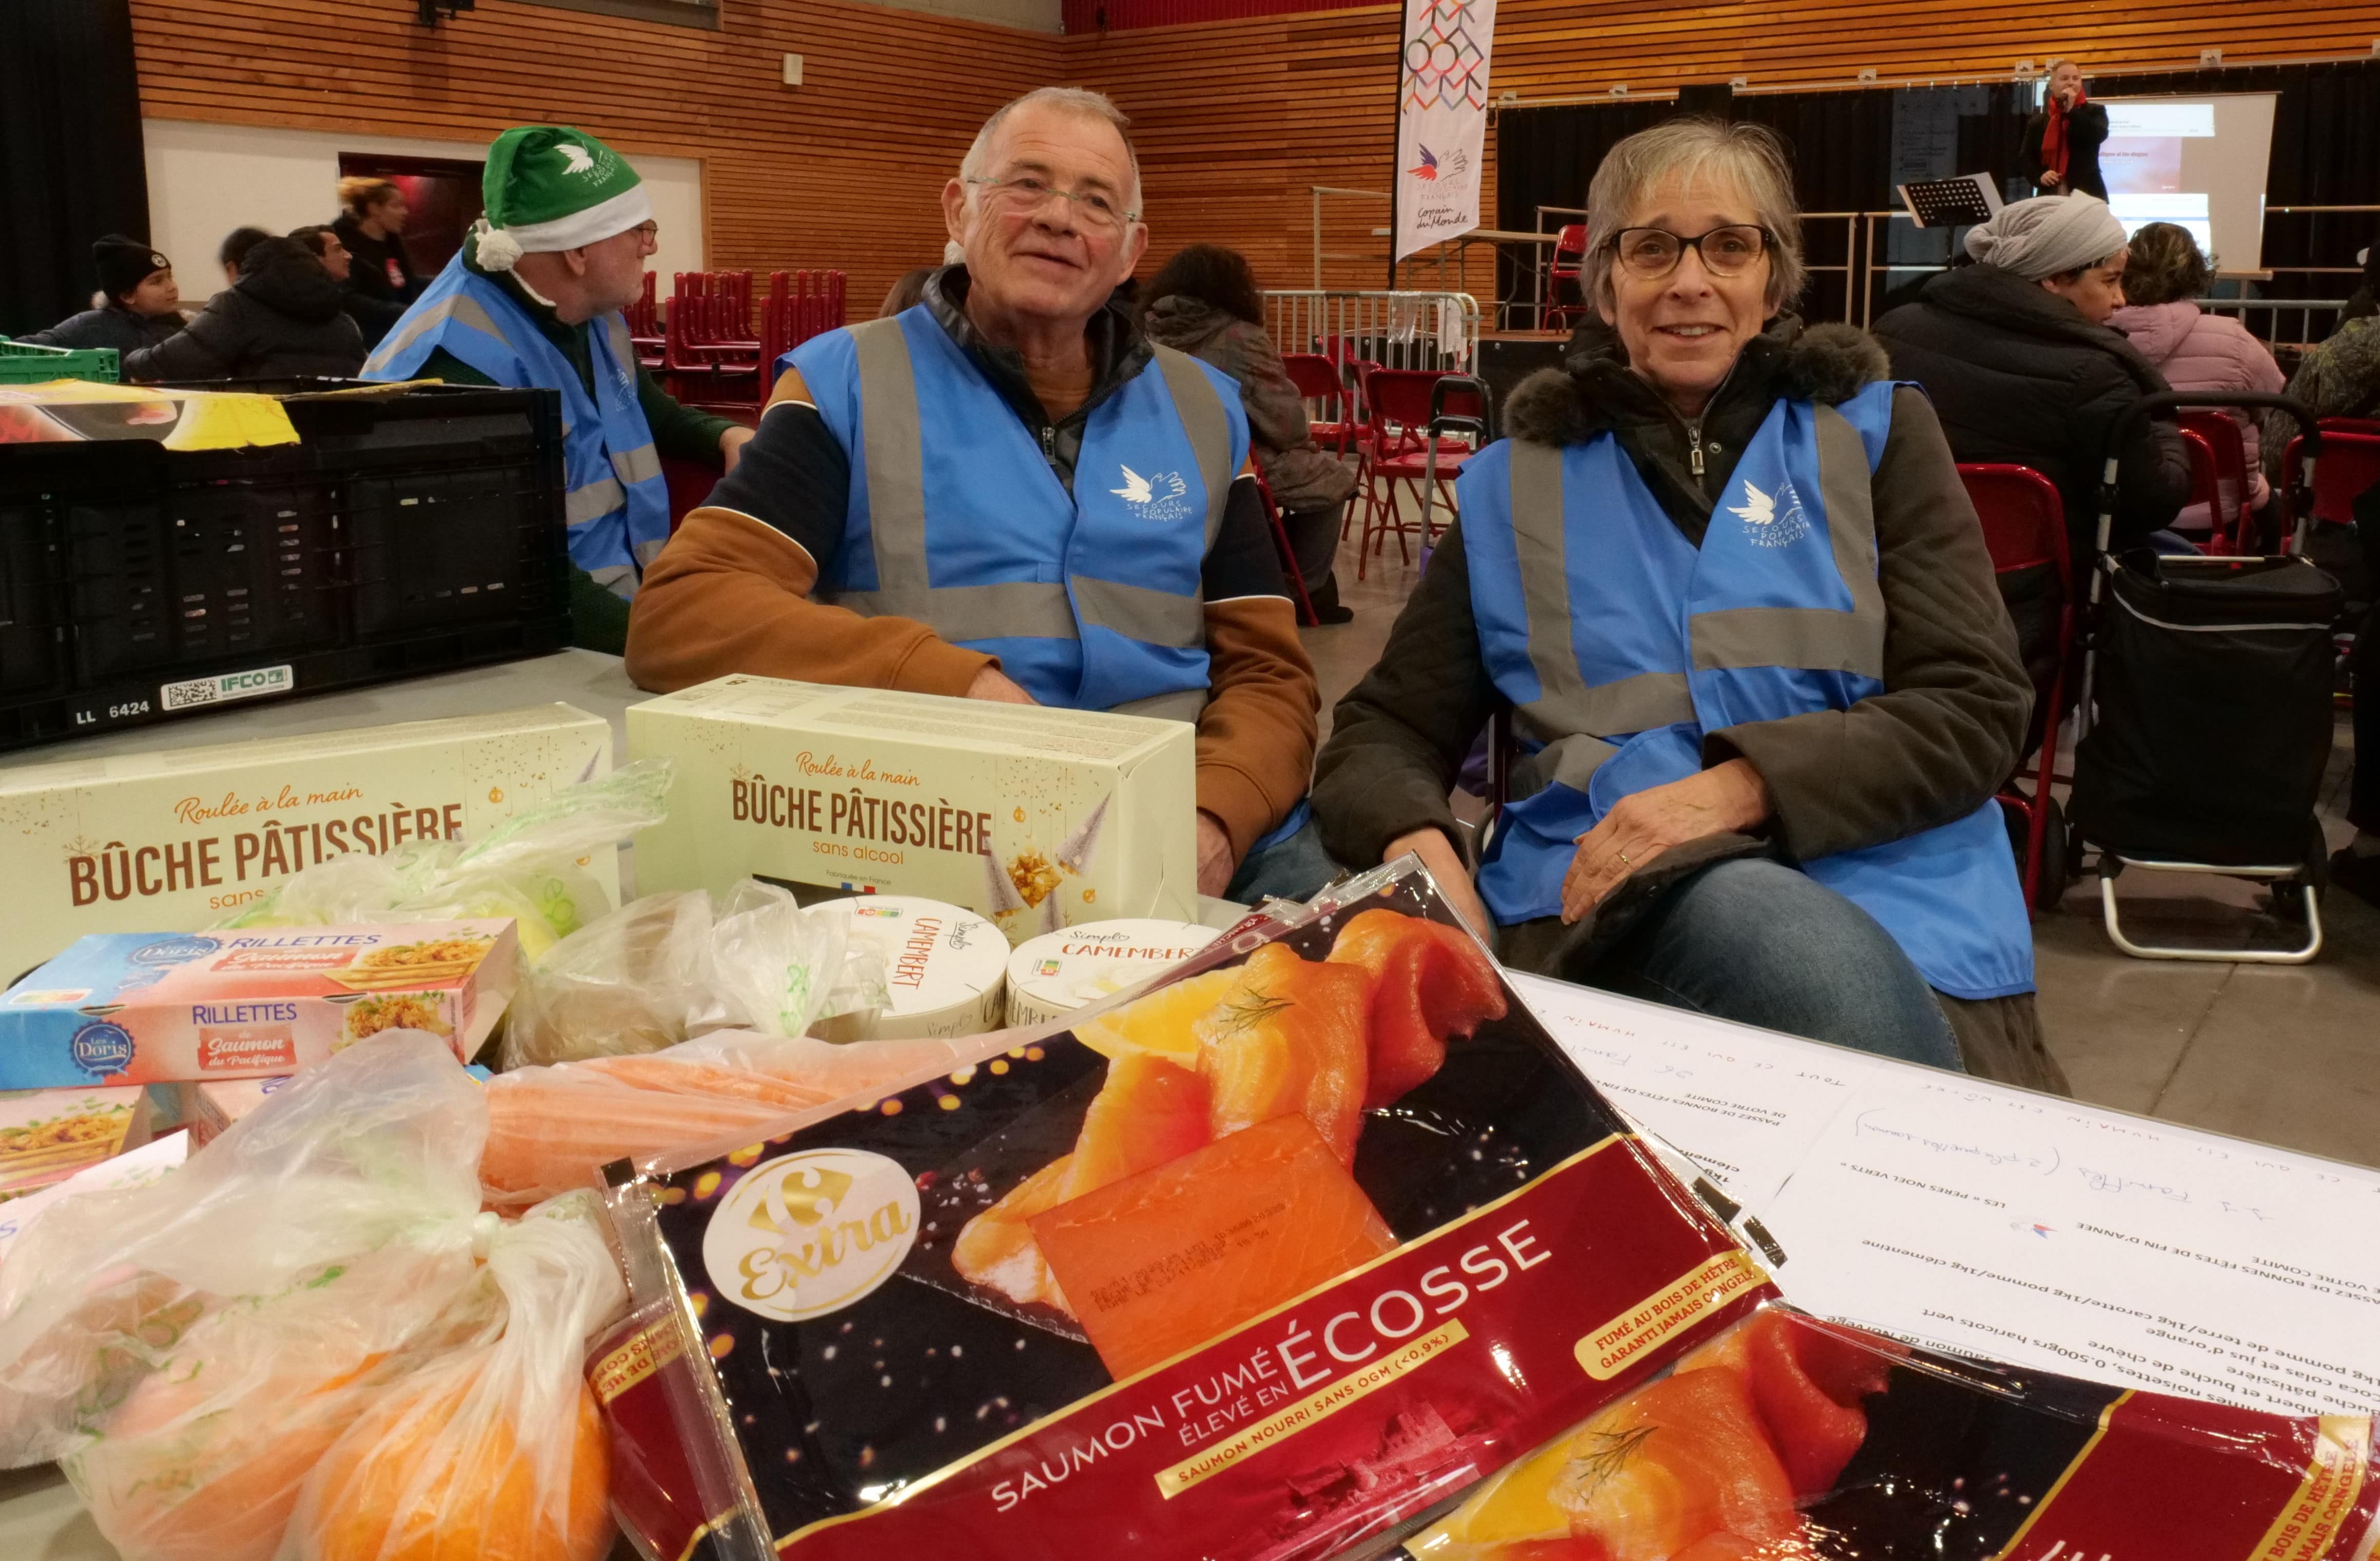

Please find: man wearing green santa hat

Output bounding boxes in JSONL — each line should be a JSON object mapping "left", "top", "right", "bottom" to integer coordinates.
{"left": 365, "top": 125, "right": 752, "bottom": 647}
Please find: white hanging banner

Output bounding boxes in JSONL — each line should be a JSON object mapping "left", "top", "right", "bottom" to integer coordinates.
{"left": 1393, "top": 0, "right": 1498, "bottom": 265}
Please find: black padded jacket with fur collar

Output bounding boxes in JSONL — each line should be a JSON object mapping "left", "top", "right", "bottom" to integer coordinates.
{"left": 1312, "top": 315, "right": 2032, "bottom": 882}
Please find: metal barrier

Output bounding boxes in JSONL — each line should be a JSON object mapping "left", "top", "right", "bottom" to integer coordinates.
{"left": 1263, "top": 290, "right": 1483, "bottom": 373}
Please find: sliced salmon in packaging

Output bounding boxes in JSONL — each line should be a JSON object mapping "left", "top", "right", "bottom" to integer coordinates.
{"left": 1406, "top": 1303, "right": 2380, "bottom": 1561}
{"left": 596, "top": 860, "right": 1772, "bottom": 1561}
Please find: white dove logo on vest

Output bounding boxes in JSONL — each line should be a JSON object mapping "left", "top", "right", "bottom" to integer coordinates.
{"left": 1728, "top": 476, "right": 1810, "bottom": 548}
{"left": 1112, "top": 464, "right": 1191, "bottom": 521}
{"left": 556, "top": 144, "right": 597, "bottom": 175}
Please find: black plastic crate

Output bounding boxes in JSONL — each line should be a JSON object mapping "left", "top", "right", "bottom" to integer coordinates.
{"left": 0, "top": 381, "right": 571, "bottom": 752}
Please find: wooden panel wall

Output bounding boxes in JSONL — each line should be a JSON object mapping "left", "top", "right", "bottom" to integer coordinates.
{"left": 127, "top": 0, "right": 1063, "bottom": 309}
{"left": 1077, "top": 0, "right": 2380, "bottom": 295}
{"left": 130, "top": 0, "right": 2380, "bottom": 307}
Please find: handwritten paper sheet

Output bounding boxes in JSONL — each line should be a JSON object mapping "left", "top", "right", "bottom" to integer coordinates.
{"left": 1509, "top": 971, "right": 1886, "bottom": 1208}
{"left": 1510, "top": 972, "right": 2380, "bottom": 1415}
{"left": 1759, "top": 1076, "right": 2380, "bottom": 1415}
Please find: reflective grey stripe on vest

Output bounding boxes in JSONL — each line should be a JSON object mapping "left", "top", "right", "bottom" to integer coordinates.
{"left": 567, "top": 475, "right": 626, "bottom": 526}
{"left": 1506, "top": 440, "right": 1699, "bottom": 762}
{"left": 367, "top": 290, "right": 509, "bottom": 377}
{"left": 1072, "top": 576, "right": 1202, "bottom": 650}
{"left": 612, "top": 441, "right": 662, "bottom": 487}
{"left": 1149, "top": 344, "right": 1235, "bottom": 550}
{"left": 1112, "top": 688, "right": 1209, "bottom": 723}
{"left": 1503, "top": 403, "right": 1891, "bottom": 777}
{"left": 833, "top": 317, "right": 1219, "bottom": 666}
{"left": 835, "top": 318, "right": 1065, "bottom": 631}
{"left": 602, "top": 314, "right": 637, "bottom": 379}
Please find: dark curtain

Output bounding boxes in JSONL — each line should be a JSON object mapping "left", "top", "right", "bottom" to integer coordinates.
{"left": 0, "top": 0, "right": 150, "bottom": 337}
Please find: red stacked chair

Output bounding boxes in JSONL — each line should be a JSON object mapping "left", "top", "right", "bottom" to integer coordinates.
{"left": 1354, "top": 368, "right": 1485, "bottom": 577}
{"left": 627, "top": 272, "right": 665, "bottom": 373}
{"left": 1546, "top": 224, "right": 1590, "bottom": 330}
{"left": 1960, "top": 462, "right": 2076, "bottom": 909}
{"left": 653, "top": 269, "right": 850, "bottom": 417}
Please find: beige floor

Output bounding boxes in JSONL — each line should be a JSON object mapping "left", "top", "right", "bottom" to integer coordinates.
{"left": 1305, "top": 518, "right": 2380, "bottom": 1171}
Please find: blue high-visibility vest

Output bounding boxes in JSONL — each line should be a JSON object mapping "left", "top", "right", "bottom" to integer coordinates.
{"left": 1459, "top": 381, "right": 2034, "bottom": 1000}
{"left": 785, "top": 306, "right": 1247, "bottom": 719}
{"left": 365, "top": 253, "right": 670, "bottom": 597}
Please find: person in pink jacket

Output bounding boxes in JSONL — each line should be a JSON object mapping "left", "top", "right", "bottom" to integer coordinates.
{"left": 2108, "top": 222, "right": 2285, "bottom": 535}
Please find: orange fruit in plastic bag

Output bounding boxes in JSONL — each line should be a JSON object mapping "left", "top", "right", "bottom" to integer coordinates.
{"left": 76, "top": 1351, "right": 383, "bottom": 1561}
{"left": 307, "top": 1364, "right": 612, "bottom": 1561}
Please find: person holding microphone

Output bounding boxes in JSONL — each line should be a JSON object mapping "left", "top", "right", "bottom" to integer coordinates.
{"left": 2021, "top": 59, "right": 2108, "bottom": 201}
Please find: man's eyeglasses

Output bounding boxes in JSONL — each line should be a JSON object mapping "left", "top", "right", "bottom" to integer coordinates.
{"left": 965, "top": 173, "right": 1138, "bottom": 233}
{"left": 1606, "top": 225, "right": 1772, "bottom": 280}
{"left": 630, "top": 221, "right": 660, "bottom": 245}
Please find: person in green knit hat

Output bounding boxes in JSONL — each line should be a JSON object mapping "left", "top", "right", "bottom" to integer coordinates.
{"left": 364, "top": 125, "right": 752, "bottom": 651}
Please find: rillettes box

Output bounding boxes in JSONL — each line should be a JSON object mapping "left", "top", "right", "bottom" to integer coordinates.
{"left": 628, "top": 676, "right": 1197, "bottom": 946}
{"left": 0, "top": 921, "right": 520, "bottom": 1089}
{"left": 0, "top": 704, "right": 614, "bottom": 982}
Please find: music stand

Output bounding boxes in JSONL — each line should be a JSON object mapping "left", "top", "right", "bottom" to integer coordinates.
{"left": 1896, "top": 173, "right": 2001, "bottom": 229}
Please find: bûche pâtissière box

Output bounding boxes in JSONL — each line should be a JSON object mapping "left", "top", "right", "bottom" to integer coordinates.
{"left": 628, "top": 677, "right": 1197, "bottom": 946}
{"left": 0, "top": 705, "right": 614, "bottom": 980}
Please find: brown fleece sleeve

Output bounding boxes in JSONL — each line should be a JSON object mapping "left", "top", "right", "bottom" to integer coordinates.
{"left": 1194, "top": 594, "right": 1319, "bottom": 860}
{"left": 623, "top": 506, "right": 993, "bottom": 696}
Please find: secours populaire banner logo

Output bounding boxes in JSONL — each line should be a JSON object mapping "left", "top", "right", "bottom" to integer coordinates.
{"left": 705, "top": 1148, "right": 923, "bottom": 1322}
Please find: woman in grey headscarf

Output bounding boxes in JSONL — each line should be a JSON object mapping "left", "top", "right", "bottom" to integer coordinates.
{"left": 1874, "top": 195, "right": 2190, "bottom": 757}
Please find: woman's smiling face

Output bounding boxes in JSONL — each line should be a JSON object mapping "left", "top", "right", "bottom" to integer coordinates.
{"left": 1599, "top": 170, "right": 1774, "bottom": 419}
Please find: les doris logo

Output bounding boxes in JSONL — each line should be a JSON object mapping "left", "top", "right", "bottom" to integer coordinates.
{"left": 704, "top": 1148, "right": 921, "bottom": 1321}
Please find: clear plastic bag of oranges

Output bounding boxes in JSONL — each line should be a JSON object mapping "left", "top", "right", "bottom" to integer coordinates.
{"left": 278, "top": 1190, "right": 626, "bottom": 1561}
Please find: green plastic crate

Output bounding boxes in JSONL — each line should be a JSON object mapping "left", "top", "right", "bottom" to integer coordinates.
{"left": 0, "top": 337, "right": 120, "bottom": 385}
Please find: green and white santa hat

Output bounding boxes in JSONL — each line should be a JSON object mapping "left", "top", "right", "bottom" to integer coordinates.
{"left": 473, "top": 125, "right": 652, "bottom": 272}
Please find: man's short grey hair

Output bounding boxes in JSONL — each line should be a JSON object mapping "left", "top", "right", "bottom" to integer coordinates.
{"left": 1584, "top": 116, "right": 1806, "bottom": 313}
{"left": 959, "top": 87, "right": 1143, "bottom": 220}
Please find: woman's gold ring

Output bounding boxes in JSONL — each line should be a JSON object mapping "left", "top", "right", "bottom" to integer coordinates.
{"left": 1615, "top": 850, "right": 1632, "bottom": 866}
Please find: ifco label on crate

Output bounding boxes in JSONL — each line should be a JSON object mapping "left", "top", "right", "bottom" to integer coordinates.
{"left": 159, "top": 665, "right": 296, "bottom": 713}
{"left": 0, "top": 703, "right": 615, "bottom": 979}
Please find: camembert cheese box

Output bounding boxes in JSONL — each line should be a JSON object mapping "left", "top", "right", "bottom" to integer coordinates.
{"left": 0, "top": 704, "right": 613, "bottom": 981}
{"left": 628, "top": 677, "right": 1197, "bottom": 946}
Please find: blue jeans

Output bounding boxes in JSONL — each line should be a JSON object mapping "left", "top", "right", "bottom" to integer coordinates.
{"left": 1223, "top": 815, "right": 1343, "bottom": 906}
{"left": 1583, "top": 858, "right": 1966, "bottom": 1069}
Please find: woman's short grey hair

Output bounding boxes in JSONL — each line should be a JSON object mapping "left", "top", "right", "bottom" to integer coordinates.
{"left": 1584, "top": 117, "right": 1805, "bottom": 312}
{"left": 960, "top": 87, "right": 1143, "bottom": 220}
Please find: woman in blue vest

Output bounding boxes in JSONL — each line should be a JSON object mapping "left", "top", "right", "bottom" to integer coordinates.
{"left": 1313, "top": 119, "right": 2063, "bottom": 1090}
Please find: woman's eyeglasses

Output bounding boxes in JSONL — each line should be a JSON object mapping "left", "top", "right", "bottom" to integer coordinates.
{"left": 1607, "top": 225, "right": 1772, "bottom": 280}
{"left": 965, "top": 173, "right": 1138, "bottom": 233}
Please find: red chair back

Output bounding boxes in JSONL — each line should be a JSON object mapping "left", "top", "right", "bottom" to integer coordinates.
{"left": 2283, "top": 428, "right": 2380, "bottom": 527}
{"left": 2176, "top": 408, "right": 2251, "bottom": 533}
{"left": 2179, "top": 426, "right": 2222, "bottom": 522}
{"left": 1281, "top": 352, "right": 1348, "bottom": 407}
{"left": 1958, "top": 463, "right": 2070, "bottom": 582}
{"left": 1551, "top": 223, "right": 1588, "bottom": 274}
{"left": 1363, "top": 367, "right": 1479, "bottom": 431}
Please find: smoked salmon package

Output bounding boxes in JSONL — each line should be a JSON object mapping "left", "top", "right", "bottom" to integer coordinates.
{"left": 597, "top": 860, "right": 1774, "bottom": 1561}
{"left": 1405, "top": 1303, "right": 2380, "bottom": 1561}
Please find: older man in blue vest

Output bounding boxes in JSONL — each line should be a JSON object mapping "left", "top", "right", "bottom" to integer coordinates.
{"left": 366, "top": 126, "right": 752, "bottom": 648}
{"left": 627, "top": 88, "right": 1326, "bottom": 903}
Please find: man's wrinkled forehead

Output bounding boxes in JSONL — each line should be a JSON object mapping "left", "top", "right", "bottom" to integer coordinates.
{"left": 981, "top": 105, "right": 1138, "bottom": 200}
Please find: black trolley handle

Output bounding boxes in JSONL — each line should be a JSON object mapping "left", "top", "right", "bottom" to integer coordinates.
{"left": 2092, "top": 390, "right": 2325, "bottom": 606}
